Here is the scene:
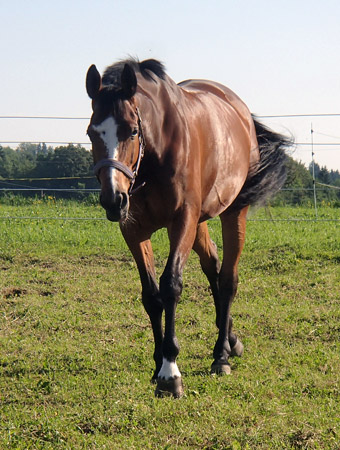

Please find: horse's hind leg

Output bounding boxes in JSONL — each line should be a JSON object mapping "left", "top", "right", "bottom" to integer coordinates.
{"left": 192, "top": 222, "right": 221, "bottom": 327}
{"left": 211, "top": 206, "right": 248, "bottom": 375}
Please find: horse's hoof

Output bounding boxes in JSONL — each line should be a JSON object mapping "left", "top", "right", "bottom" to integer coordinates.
{"left": 210, "top": 363, "right": 231, "bottom": 375}
{"left": 155, "top": 377, "right": 184, "bottom": 398}
{"left": 230, "top": 338, "right": 244, "bottom": 357}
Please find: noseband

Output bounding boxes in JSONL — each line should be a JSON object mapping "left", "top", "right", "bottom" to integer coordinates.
{"left": 93, "top": 108, "right": 146, "bottom": 196}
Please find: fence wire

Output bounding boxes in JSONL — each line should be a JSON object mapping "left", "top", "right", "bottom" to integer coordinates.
{"left": 0, "top": 186, "right": 339, "bottom": 222}
{"left": 0, "top": 216, "right": 338, "bottom": 222}
{"left": 1, "top": 111, "right": 339, "bottom": 221}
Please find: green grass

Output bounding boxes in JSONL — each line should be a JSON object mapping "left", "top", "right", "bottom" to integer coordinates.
{"left": 0, "top": 199, "right": 339, "bottom": 449}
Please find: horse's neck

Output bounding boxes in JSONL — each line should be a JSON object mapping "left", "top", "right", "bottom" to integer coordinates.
{"left": 136, "top": 77, "right": 182, "bottom": 156}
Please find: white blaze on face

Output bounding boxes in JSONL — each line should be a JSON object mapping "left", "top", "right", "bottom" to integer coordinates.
{"left": 92, "top": 116, "right": 119, "bottom": 160}
{"left": 158, "top": 358, "right": 181, "bottom": 380}
{"left": 92, "top": 116, "right": 119, "bottom": 187}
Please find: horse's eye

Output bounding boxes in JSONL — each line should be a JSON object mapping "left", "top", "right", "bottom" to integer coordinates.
{"left": 131, "top": 128, "right": 138, "bottom": 139}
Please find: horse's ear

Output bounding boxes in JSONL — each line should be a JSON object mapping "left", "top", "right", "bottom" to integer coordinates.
{"left": 86, "top": 64, "right": 102, "bottom": 99}
{"left": 121, "top": 63, "right": 137, "bottom": 98}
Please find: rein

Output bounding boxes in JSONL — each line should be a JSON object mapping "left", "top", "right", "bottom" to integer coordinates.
{"left": 93, "top": 107, "right": 146, "bottom": 196}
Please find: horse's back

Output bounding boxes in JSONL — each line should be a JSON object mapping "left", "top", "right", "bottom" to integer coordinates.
{"left": 179, "top": 78, "right": 258, "bottom": 163}
{"left": 180, "top": 79, "right": 253, "bottom": 129}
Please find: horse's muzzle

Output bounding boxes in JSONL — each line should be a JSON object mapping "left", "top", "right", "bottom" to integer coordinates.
{"left": 100, "top": 191, "right": 129, "bottom": 222}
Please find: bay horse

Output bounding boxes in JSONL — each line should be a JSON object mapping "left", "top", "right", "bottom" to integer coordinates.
{"left": 86, "top": 58, "right": 289, "bottom": 398}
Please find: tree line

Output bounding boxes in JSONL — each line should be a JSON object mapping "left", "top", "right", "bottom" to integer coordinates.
{"left": 276, "top": 157, "right": 340, "bottom": 205}
{"left": 0, "top": 143, "right": 339, "bottom": 205}
{"left": 0, "top": 143, "right": 97, "bottom": 194}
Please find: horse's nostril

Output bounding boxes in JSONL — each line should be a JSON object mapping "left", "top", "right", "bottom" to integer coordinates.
{"left": 120, "top": 192, "right": 128, "bottom": 210}
{"left": 99, "top": 193, "right": 103, "bottom": 206}
{"left": 99, "top": 193, "right": 108, "bottom": 210}
{"left": 100, "top": 191, "right": 129, "bottom": 213}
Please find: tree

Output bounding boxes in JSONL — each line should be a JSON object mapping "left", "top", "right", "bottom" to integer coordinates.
{"left": 318, "top": 166, "right": 331, "bottom": 185}
{"left": 51, "top": 144, "right": 92, "bottom": 177}
{"left": 276, "top": 157, "right": 313, "bottom": 205}
{"left": 32, "top": 144, "right": 92, "bottom": 179}
{"left": 0, "top": 146, "right": 22, "bottom": 178}
{"left": 17, "top": 142, "right": 40, "bottom": 157}
{"left": 308, "top": 162, "right": 340, "bottom": 203}
{"left": 285, "top": 158, "right": 313, "bottom": 188}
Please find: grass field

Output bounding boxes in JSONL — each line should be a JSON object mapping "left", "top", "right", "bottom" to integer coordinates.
{"left": 0, "top": 199, "right": 339, "bottom": 449}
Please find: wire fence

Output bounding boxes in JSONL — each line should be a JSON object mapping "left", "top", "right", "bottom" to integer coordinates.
{"left": 1, "top": 113, "right": 340, "bottom": 145}
{"left": 1, "top": 114, "right": 339, "bottom": 222}
{"left": 0, "top": 186, "right": 339, "bottom": 222}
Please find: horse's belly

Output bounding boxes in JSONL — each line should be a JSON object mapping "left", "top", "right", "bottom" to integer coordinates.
{"left": 199, "top": 129, "right": 252, "bottom": 219}
{"left": 200, "top": 172, "right": 246, "bottom": 219}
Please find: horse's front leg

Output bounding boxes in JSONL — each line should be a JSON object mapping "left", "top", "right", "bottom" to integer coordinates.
{"left": 120, "top": 226, "right": 163, "bottom": 381}
{"left": 155, "top": 210, "right": 198, "bottom": 398}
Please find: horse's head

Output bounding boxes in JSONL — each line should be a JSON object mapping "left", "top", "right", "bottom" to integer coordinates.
{"left": 86, "top": 63, "right": 143, "bottom": 222}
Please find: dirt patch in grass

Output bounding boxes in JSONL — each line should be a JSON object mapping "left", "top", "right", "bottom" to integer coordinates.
{"left": 2, "top": 287, "right": 27, "bottom": 299}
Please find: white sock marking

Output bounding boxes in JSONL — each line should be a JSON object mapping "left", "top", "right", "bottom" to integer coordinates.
{"left": 158, "top": 358, "right": 181, "bottom": 380}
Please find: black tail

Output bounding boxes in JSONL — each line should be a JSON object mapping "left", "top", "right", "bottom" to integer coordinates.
{"left": 230, "top": 117, "right": 292, "bottom": 211}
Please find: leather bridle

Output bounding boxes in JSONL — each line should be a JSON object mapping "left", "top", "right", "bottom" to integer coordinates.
{"left": 93, "top": 107, "right": 146, "bottom": 196}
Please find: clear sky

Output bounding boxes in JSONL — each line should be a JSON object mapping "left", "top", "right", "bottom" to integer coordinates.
{"left": 1, "top": 0, "right": 340, "bottom": 170}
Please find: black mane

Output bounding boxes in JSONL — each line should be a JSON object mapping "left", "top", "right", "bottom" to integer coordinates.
{"left": 102, "top": 58, "right": 166, "bottom": 88}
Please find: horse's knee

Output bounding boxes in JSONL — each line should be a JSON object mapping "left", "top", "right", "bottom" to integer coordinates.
{"left": 219, "top": 273, "right": 238, "bottom": 299}
{"left": 160, "top": 271, "right": 183, "bottom": 300}
{"left": 142, "top": 290, "right": 163, "bottom": 317}
{"left": 200, "top": 248, "right": 220, "bottom": 276}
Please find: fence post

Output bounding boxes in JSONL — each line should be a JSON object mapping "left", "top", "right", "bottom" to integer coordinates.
{"left": 311, "top": 124, "right": 318, "bottom": 219}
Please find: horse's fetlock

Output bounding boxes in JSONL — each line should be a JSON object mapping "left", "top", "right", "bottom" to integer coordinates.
{"left": 163, "top": 337, "right": 180, "bottom": 361}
